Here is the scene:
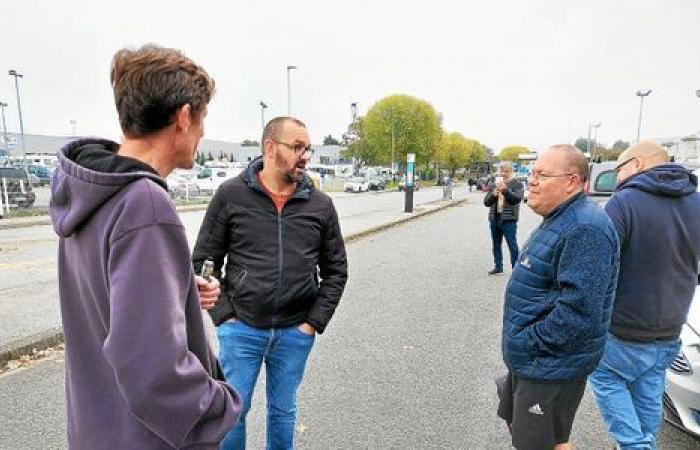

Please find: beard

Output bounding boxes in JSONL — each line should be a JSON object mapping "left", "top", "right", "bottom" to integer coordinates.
{"left": 275, "top": 148, "right": 305, "bottom": 184}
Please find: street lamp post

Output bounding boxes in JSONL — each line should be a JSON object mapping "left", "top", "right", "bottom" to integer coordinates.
{"left": 592, "top": 122, "right": 601, "bottom": 156}
{"left": 69, "top": 119, "right": 77, "bottom": 137}
{"left": 259, "top": 101, "right": 268, "bottom": 133}
{"left": 391, "top": 121, "right": 395, "bottom": 179}
{"left": 8, "top": 70, "right": 26, "bottom": 162}
{"left": 636, "top": 89, "right": 652, "bottom": 142}
{"left": 0, "top": 102, "right": 8, "bottom": 149}
{"left": 286, "top": 65, "right": 297, "bottom": 116}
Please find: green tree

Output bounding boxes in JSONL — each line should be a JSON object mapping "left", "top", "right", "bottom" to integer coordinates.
{"left": 612, "top": 140, "right": 630, "bottom": 152}
{"left": 341, "top": 117, "right": 381, "bottom": 171}
{"left": 499, "top": 146, "right": 529, "bottom": 161}
{"left": 574, "top": 138, "right": 597, "bottom": 153}
{"left": 361, "top": 94, "right": 443, "bottom": 167}
{"left": 323, "top": 135, "right": 340, "bottom": 145}
{"left": 436, "top": 133, "right": 488, "bottom": 177}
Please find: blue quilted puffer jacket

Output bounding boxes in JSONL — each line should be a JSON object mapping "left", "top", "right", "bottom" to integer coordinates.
{"left": 502, "top": 193, "right": 619, "bottom": 381}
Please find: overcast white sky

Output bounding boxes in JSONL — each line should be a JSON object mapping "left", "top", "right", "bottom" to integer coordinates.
{"left": 1, "top": 0, "right": 699, "bottom": 151}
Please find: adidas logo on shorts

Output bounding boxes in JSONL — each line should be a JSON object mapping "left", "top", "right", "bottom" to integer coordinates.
{"left": 528, "top": 403, "right": 544, "bottom": 415}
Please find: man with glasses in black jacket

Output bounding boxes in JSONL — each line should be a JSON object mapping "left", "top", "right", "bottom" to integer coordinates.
{"left": 193, "top": 117, "right": 348, "bottom": 450}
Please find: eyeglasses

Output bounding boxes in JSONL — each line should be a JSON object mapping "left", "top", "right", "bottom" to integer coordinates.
{"left": 529, "top": 171, "right": 575, "bottom": 181}
{"left": 273, "top": 140, "right": 314, "bottom": 156}
{"left": 614, "top": 157, "right": 636, "bottom": 174}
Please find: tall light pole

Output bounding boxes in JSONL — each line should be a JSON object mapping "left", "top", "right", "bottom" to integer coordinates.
{"left": 592, "top": 122, "right": 601, "bottom": 155}
{"left": 350, "top": 102, "right": 358, "bottom": 123}
{"left": 259, "top": 101, "right": 268, "bottom": 133}
{"left": 636, "top": 89, "right": 652, "bottom": 142}
{"left": 69, "top": 119, "right": 77, "bottom": 137}
{"left": 286, "top": 65, "right": 297, "bottom": 116}
{"left": 0, "top": 101, "right": 7, "bottom": 149}
{"left": 8, "top": 69, "right": 26, "bottom": 162}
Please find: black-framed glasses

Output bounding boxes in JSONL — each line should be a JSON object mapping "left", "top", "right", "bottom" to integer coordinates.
{"left": 273, "top": 139, "right": 314, "bottom": 156}
{"left": 614, "top": 157, "right": 636, "bottom": 174}
{"left": 529, "top": 171, "right": 575, "bottom": 181}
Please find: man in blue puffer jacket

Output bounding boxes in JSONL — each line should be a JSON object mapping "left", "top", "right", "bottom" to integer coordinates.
{"left": 589, "top": 141, "right": 700, "bottom": 450}
{"left": 498, "top": 144, "right": 619, "bottom": 450}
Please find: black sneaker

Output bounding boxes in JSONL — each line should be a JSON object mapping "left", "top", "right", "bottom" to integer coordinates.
{"left": 488, "top": 268, "right": 503, "bottom": 275}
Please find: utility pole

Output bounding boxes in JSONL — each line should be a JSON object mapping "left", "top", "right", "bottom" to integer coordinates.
{"left": 0, "top": 102, "right": 8, "bottom": 150}
{"left": 636, "top": 89, "right": 652, "bottom": 142}
{"left": 8, "top": 70, "right": 26, "bottom": 163}
{"left": 259, "top": 101, "right": 268, "bottom": 133}
{"left": 286, "top": 65, "right": 297, "bottom": 116}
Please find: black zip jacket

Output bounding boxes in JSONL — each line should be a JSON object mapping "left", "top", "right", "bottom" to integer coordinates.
{"left": 484, "top": 178, "right": 524, "bottom": 221}
{"left": 192, "top": 157, "right": 348, "bottom": 333}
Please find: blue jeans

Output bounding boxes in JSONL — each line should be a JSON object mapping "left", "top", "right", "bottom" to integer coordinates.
{"left": 490, "top": 218, "right": 518, "bottom": 270}
{"left": 218, "top": 320, "right": 315, "bottom": 450}
{"left": 589, "top": 333, "right": 681, "bottom": 450}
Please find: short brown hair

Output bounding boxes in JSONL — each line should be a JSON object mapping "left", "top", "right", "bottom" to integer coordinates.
{"left": 549, "top": 144, "right": 589, "bottom": 183}
{"left": 110, "top": 44, "right": 215, "bottom": 138}
{"left": 261, "top": 117, "right": 307, "bottom": 152}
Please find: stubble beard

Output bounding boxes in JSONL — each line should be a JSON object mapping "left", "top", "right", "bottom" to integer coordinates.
{"left": 275, "top": 149, "right": 303, "bottom": 185}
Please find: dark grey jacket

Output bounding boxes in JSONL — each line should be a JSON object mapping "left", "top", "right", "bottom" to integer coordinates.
{"left": 484, "top": 178, "right": 524, "bottom": 221}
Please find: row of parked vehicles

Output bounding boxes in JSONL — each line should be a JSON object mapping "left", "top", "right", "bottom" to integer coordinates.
{"left": 165, "top": 164, "right": 247, "bottom": 199}
{"left": 0, "top": 163, "right": 54, "bottom": 215}
{"left": 343, "top": 174, "right": 423, "bottom": 193}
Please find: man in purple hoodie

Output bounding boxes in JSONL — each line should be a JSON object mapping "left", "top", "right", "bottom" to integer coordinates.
{"left": 49, "top": 45, "right": 242, "bottom": 449}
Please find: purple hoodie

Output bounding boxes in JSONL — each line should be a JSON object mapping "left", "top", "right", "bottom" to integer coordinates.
{"left": 50, "top": 139, "right": 241, "bottom": 449}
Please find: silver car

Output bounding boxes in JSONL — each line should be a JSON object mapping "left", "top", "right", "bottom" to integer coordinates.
{"left": 664, "top": 287, "right": 700, "bottom": 438}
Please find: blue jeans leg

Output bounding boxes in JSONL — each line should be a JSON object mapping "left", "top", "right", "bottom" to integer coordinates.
{"left": 589, "top": 334, "right": 681, "bottom": 450}
{"left": 218, "top": 321, "right": 269, "bottom": 450}
{"left": 490, "top": 219, "right": 504, "bottom": 270}
{"left": 264, "top": 326, "right": 315, "bottom": 450}
{"left": 630, "top": 340, "right": 681, "bottom": 448}
{"left": 501, "top": 220, "right": 519, "bottom": 269}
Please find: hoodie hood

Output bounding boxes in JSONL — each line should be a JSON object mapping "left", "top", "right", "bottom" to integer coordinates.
{"left": 617, "top": 163, "right": 697, "bottom": 198}
{"left": 50, "top": 138, "right": 167, "bottom": 237}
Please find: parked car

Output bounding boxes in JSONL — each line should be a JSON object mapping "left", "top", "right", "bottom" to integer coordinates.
{"left": 664, "top": 287, "right": 700, "bottom": 439}
{"left": 166, "top": 170, "right": 200, "bottom": 198}
{"left": 344, "top": 177, "right": 370, "bottom": 193}
{"left": 24, "top": 164, "right": 53, "bottom": 186}
{"left": 398, "top": 179, "right": 421, "bottom": 191}
{"left": 196, "top": 167, "right": 243, "bottom": 195}
{"left": 367, "top": 175, "right": 386, "bottom": 190}
{"left": 586, "top": 161, "right": 617, "bottom": 197}
{"left": 0, "top": 167, "right": 36, "bottom": 211}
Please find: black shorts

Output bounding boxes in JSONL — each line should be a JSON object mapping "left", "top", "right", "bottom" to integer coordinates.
{"left": 496, "top": 371, "right": 586, "bottom": 450}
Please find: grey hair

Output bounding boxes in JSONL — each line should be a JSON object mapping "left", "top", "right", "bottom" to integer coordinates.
{"left": 499, "top": 161, "right": 514, "bottom": 171}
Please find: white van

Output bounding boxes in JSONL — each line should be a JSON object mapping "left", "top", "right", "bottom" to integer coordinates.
{"left": 197, "top": 167, "right": 244, "bottom": 194}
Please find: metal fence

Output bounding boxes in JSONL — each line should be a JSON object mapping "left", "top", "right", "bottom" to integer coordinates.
{"left": 0, "top": 177, "right": 34, "bottom": 217}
